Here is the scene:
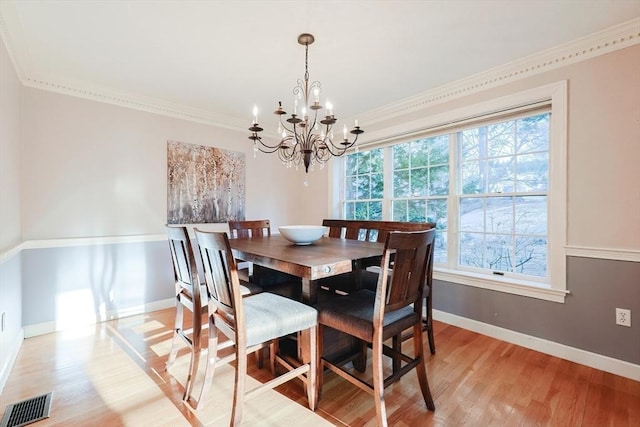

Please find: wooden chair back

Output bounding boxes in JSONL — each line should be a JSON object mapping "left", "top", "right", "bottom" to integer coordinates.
{"left": 228, "top": 219, "right": 271, "bottom": 239}
{"left": 194, "top": 229, "right": 244, "bottom": 339}
{"left": 166, "top": 225, "right": 200, "bottom": 304}
{"left": 377, "top": 229, "right": 436, "bottom": 315}
{"left": 322, "top": 219, "right": 435, "bottom": 243}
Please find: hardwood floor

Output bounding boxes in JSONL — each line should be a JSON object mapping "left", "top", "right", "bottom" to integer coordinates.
{"left": 1, "top": 308, "right": 638, "bottom": 426}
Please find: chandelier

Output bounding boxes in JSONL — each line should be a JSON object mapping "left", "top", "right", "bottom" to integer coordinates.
{"left": 249, "top": 33, "right": 364, "bottom": 174}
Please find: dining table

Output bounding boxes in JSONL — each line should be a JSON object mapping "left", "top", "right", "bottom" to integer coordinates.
{"left": 228, "top": 234, "right": 385, "bottom": 305}
{"left": 229, "top": 233, "right": 385, "bottom": 364}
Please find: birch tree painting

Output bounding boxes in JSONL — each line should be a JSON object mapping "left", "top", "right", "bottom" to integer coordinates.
{"left": 167, "top": 140, "right": 245, "bottom": 223}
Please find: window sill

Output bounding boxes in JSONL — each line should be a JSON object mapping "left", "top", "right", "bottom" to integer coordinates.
{"left": 433, "top": 267, "right": 567, "bottom": 303}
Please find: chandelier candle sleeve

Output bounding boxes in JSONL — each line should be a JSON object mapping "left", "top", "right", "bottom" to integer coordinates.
{"left": 248, "top": 33, "right": 364, "bottom": 173}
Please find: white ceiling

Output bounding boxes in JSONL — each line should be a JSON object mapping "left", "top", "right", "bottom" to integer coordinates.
{"left": 1, "top": 0, "right": 639, "bottom": 131}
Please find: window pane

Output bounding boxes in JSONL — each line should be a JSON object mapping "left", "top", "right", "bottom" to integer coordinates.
{"left": 356, "top": 176, "right": 370, "bottom": 199}
{"left": 427, "top": 199, "right": 447, "bottom": 230}
{"left": 459, "top": 232, "right": 484, "bottom": 268}
{"left": 517, "top": 113, "right": 549, "bottom": 154}
{"left": 408, "top": 199, "right": 426, "bottom": 222}
{"left": 371, "top": 173, "right": 384, "bottom": 198}
{"left": 411, "top": 167, "right": 428, "bottom": 197}
{"left": 357, "top": 151, "right": 371, "bottom": 174}
{"left": 346, "top": 154, "right": 358, "bottom": 175}
{"left": 515, "top": 237, "right": 547, "bottom": 277}
{"left": 369, "top": 201, "right": 383, "bottom": 220}
{"left": 345, "top": 176, "right": 357, "bottom": 200}
{"left": 429, "top": 165, "right": 449, "bottom": 196}
{"left": 354, "top": 202, "right": 368, "bottom": 219}
{"left": 394, "top": 144, "right": 410, "bottom": 169}
{"left": 392, "top": 200, "right": 407, "bottom": 221}
{"left": 460, "top": 198, "right": 484, "bottom": 232}
{"left": 462, "top": 161, "right": 484, "bottom": 194}
{"left": 486, "top": 196, "right": 513, "bottom": 234}
{"left": 434, "top": 231, "right": 447, "bottom": 264}
{"left": 345, "top": 202, "right": 355, "bottom": 219}
{"left": 486, "top": 234, "right": 513, "bottom": 272}
{"left": 516, "top": 152, "right": 548, "bottom": 192}
{"left": 430, "top": 135, "right": 450, "bottom": 164}
{"left": 370, "top": 148, "right": 384, "bottom": 173}
{"left": 487, "top": 121, "right": 515, "bottom": 157}
{"left": 394, "top": 170, "right": 410, "bottom": 198}
{"left": 411, "top": 140, "right": 429, "bottom": 167}
{"left": 514, "top": 196, "right": 547, "bottom": 235}
{"left": 487, "top": 157, "right": 514, "bottom": 193}
{"left": 461, "top": 129, "right": 480, "bottom": 161}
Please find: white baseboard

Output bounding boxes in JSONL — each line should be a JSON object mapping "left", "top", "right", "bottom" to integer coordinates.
{"left": 433, "top": 309, "right": 640, "bottom": 381}
{"left": 0, "top": 328, "right": 25, "bottom": 394}
{"left": 23, "top": 298, "right": 175, "bottom": 338}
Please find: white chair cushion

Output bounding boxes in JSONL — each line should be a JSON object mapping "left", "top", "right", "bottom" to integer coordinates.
{"left": 242, "top": 292, "right": 317, "bottom": 348}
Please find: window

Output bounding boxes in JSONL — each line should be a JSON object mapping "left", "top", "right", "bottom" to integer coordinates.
{"left": 344, "top": 148, "right": 384, "bottom": 220}
{"left": 335, "top": 82, "right": 567, "bottom": 302}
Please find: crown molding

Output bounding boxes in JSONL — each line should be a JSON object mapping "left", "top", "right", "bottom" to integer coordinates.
{"left": 2, "top": 3, "right": 638, "bottom": 133}
{"left": 355, "top": 18, "right": 640, "bottom": 126}
{"left": 20, "top": 77, "right": 248, "bottom": 132}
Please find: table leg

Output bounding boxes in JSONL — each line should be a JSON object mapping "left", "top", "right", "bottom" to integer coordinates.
{"left": 301, "top": 278, "right": 318, "bottom": 305}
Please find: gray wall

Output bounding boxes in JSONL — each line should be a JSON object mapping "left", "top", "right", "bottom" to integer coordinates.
{"left": 434, "top": 256, "right": 640, "bottom": 364}
{"left": 21, "top": 241, "right": 174, "bottom": 327}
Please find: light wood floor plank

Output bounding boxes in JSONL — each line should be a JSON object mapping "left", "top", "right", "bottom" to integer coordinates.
{"left": 1, "top": 308, "right": 638, "bottom": 426}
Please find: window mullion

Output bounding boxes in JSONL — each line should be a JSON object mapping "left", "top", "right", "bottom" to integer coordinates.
{"left": 383, "top": 145, "right": 393, "bottom": 220}
{"left": 448, "top": 131, "right": 459, "bottom": 269}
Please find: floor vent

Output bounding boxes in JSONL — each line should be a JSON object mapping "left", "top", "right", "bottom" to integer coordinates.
{"left": 0, "top": 392, "right": 52, "bottom": 427}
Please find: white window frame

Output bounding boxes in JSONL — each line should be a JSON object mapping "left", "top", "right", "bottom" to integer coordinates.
{"left": 332, "top": 81, "right": 568, "bottom": 303}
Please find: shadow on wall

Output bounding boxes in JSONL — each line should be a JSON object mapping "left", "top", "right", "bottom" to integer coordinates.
{"left": 21, "top": 241, "right": 175, "bottom": 335}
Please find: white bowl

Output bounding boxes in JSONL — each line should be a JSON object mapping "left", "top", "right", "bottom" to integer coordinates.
{"left": 278, "top": 225, "right": 326, "bottom": 245}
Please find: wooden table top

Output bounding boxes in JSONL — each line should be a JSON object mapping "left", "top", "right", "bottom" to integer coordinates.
{"left": 229, "top": 235, "right": 384, "bottom": 281}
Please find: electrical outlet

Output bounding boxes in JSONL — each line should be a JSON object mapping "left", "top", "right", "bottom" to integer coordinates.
{"left": 616, "top": 308, "right": 631, "bottom": 327}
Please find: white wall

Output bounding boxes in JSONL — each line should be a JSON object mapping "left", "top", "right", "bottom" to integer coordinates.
{"left": 0, "top": 34, "right": 23, "bottom": 391}
{"left": 20, "top": 88, "right": 326, "bottom": 240}
{"left": 0, "top": 35, "right": 21, "bottom": 249}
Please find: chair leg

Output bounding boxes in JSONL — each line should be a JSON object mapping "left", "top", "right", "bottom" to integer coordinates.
{"left": 425, "top": 295, "right": 436, "bottom": 354}
{"left": 307, "top": 325, "right": 318, "bottom": 411}
{"left": 269, "top": 340, "right": 278, "bottom": 376}
{"left": 194, "top": 316, "right": 219, "bottom": 409}
{"left": 257, "top": 346, "right": 265, "bottom": 369}
{"left": 413, "top": 322, "right": 435, "bottom": 411}
{"left": 231, "top": 342, "right": 247, "bottom": 427}
{"left": 353, "top": 339, "right": 367, "bottom": 372}
{"left": 371, "top": 333, "right": 389, "bottom": 427}
{"left": 317, "top": 325, "right": 324, "bottom": 401}
{"left": 183, "top": 307, "right": 202, "bottom": 401}
{"left": 166, "top": 301, "right": 183, "bottom": 370}
{"left": 392, "top": 335, "right": 401, "bottom": 374}
{"left": 425, "top": 317, "right": 436, "bottom": 355}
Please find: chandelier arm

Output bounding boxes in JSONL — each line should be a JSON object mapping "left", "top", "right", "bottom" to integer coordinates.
{"left": 254, "top": 137, "right": 285, "bottom": 151}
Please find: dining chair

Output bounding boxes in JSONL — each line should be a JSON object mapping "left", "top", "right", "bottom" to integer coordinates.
{"left": 165, "top": 225, "right": 206, "bottom": 402}
{"left": 193, "top": 229, "right": 318, "bottom": 425}
{"left": 228, "top": 219, "right": 301, "bottom": 299}
{"left": 166, "top": 225, "right": 263, "bottom": 402}
{"left": 316, "top": 229, "right": 437, "bottom": 427}
{"left": 320, "top": 219, "right": 437, "bottom": 354}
